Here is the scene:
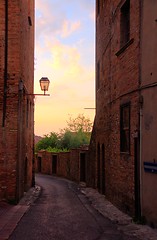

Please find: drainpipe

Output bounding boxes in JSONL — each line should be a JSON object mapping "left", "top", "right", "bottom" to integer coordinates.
{"left": 3, "top": 0, "right": 8, "bottom": 127}
{"left": 139, "top": 0, "right": 143, "bottom": 217}
{"left": 139, "top": 103, "right": 143, "bottom": 217}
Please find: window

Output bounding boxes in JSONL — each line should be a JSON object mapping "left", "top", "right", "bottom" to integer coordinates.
{"left": 26, "top": 99, "right": 29, "bottom": 128}
{"left": 97, "top": 0, "right": 106, "bottom": 16}
{"left": 97, "top": 0, "right": 100, "bottom": 15}
{"left": 29, "top": 102, "right": 32, "bottom": 127}
{"left": 120, "top": 0, "right": 130, "bottom": 47}
{"left": 103, "top": 0, "right": 106, "bottom": 8}
{"left": 28, "top": 0, "right": 32, "bottom": 26}
{"left": 120, "top": 103, "right": 130, "bottom": 153}
{"left": 96, "top": 62, "right": 100, "bottom": 90}
{"left": 28, "top": 0, "right": 30, "bottom": 15}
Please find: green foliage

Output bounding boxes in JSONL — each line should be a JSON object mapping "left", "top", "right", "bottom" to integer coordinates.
{"left": 45, "top": 147, "right": 69, "bottom": 153}
{"left": 60, "top": 130, "right": 90, "bottom": 149}
{"left": 35, "top": 114, "right": 93, "bottom": 152}
{"left": 35, "top": 132, "right": 59, "bottom": 153}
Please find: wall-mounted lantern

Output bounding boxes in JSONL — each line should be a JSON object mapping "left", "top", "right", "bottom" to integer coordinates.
{"left": 19, "top": 77, "right": 50, "bottom": 97}
{"left": 39, "top": 77, "right": 50, "bottom": 95}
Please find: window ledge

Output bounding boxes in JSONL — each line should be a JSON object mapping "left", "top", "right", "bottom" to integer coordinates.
{"left": 120, "top": 152, "right": 131, "bottom": 161}
{"left": 96, "top": 88, "right": 100, "bottom": 93}
{"left": 115, "top": 38, "right": 134, "bottom": 57}
{"left": 120, "top": 151, "right": 130, "bottom": 155}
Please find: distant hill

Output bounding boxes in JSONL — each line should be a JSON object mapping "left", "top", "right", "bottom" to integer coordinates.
{"left": 34, "top": 135, "right": 42, "bottom": 144}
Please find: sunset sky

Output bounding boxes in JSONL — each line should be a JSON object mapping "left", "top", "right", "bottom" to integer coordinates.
{"left": 34, "top": 0, "right": 95, "bottom": 136}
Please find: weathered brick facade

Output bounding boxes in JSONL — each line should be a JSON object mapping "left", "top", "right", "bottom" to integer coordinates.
{"left": 95, "top": 0, "right": 157, "bottom": 226}
{"left": 86, "top": 118, "right": 96, "bottom": 188}
{"left": 57, "top": 152, "right": 70, "bottom": 179}
{"left": 0, "top": 0, "right": 35, "bottom": 203}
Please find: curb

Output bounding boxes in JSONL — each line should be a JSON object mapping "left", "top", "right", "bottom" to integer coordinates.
{"left": 80, "top": 186, "right": 157, "bottom": 240}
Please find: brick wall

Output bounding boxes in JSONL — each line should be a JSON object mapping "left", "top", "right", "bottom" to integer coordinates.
{"left": 37, "top": 151, "right": 52, "bottom": 175}
{"left": 57, "top": 152, "right": 70, "bottom": 179}
{"left": 0, "top": 0, "right": 35, "bottom": 202}
{"left": 86, "top": 118, "right": 96, "bottom": 188}
{"left": 95, "top": 0, "right": 140, "bottom": 216}
{"left": 35, "top": 147, "right": 88, "bottom": 184}
{"left": 69, "top": 149, "right": 80, "bottom": 182}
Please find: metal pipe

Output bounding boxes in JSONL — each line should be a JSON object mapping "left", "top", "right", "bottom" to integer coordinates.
{"left": 139, "top": 0, "right": 143, "bottom": 217}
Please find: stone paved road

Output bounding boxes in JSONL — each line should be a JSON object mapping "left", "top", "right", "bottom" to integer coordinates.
{"left": 9, "top": 174, "right": 139, "bottom": 240}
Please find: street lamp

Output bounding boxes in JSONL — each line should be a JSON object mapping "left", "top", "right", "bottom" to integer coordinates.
{"left": 19, "top": 77, "right": 50, "bottom": 96}
{"left": 39, "top": 77, "right": 50, "bottom": 95}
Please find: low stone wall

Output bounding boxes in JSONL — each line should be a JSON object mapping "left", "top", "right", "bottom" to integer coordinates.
{"left": 36, "top": 151, "right": 52, "bottom": 175}
{"left": 57, "top": 152, "right": 70, "bottom": 179}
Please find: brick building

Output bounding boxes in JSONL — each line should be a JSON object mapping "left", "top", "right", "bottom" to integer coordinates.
{"left": 95, "top": 0, "right": 157, "bottom": 226}
{"left": 0, "top": 0, "right": 35, "bottom": 203}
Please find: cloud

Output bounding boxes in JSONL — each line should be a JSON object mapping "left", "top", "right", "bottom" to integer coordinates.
{"left": 61, "top": 20, "right": 81, "bottom": 38}
{"left": 36, "top": 0, "right": 82, "bottom": 42}
{"left": 35, "top": 39, "right": 95, "bottom": 93}
{"left": 34, "top": 0, "right": 95, "bottom": 135}
{"left": 35, "top": 0, "right": 95, "bottom": 41}
{"left": 36, "top": 37, "right": 88, "bottom": 80}
{"left": 90, "top": 9, "right": 96, "bottom": 22}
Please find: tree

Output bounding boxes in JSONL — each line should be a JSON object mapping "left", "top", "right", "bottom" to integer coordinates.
{"left": 35, "top": 114, "right": 93, "bottom": 152}
{"left": 59, "top": 129, "right": 91, "bottom": 150}
{"left": 35, "top": 132, "right": 59, "bottom": 152}
{"left": 66, "top": 114, "right": 93, "bottom": 132}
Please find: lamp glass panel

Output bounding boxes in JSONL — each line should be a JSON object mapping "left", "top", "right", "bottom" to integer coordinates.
{"left": 39, "top": 78, "right": 50, "bottom": 91}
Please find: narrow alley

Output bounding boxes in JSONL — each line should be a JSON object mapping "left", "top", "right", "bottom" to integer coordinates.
{"left": 9, "top": 174, "right": 137, "bottom": 240}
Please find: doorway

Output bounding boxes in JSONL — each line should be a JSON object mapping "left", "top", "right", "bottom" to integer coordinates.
{"left": 52, "top": 155, "right": 57, "bottom": 174}
{"left": 101, "top": 144, "right": 106, "bottom": 195}
{"left": 97, "top": 143, "right": 101, "bottom": 191}
{"left": 80, "top": 153, "right": 86, "bottom": 182}
{"left": 24, "top": 157, "right": 28, "bottom": 191}
{"left": 134, "top": 137, "right": 141, "bottom": 220}
{"left": 38, "top": 157, "right": 42, "bottom": 172}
